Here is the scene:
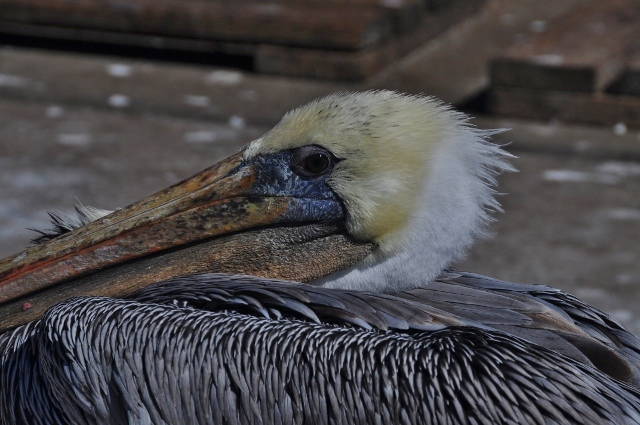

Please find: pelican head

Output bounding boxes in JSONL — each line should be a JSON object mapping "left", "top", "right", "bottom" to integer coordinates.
{"left": 247, "top": 91, "right": 514, "bottom": 291}
{"left": 0, "top": 91, "right": 513, "bottom": 329}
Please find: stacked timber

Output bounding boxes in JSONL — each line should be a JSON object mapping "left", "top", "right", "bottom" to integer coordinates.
{"left": 0, "top": 0, "right": 483, "bottom": 81}
{"left": 489, "top": 0, "right": 640, "bottom": 128}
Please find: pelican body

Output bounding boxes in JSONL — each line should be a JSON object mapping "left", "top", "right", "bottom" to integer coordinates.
{"left": 1, "top": 91, "right": 639, "bottom": 424}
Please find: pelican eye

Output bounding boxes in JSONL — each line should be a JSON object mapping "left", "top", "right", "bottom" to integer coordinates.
{"left": 291, "top": 146, "right": 334, "bottom": 178}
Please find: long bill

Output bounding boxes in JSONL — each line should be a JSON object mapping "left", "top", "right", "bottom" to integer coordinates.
{"left": 0, "top": 152, "right": 374, "bottom": 332}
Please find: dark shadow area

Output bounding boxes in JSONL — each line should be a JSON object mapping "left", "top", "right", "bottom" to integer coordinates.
{"left": 606, "top": 72, "right": 640, "bottom": 97}
{"left": 0, "top": 31, "right": 255, "bottom": 71}
{"left": 456, "top": 88, "right": 490, "bottom": 114}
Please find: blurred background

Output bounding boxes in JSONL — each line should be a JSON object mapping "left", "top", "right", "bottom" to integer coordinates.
{"left": 1, "top": 0, "right": 640, "bottom": 332}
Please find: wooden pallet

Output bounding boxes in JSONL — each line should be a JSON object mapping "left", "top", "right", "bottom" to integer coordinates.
{"left": 0, "top": 0, "right": 484, "bottom": 81}
{"left": 488, "top": 0, "right": 640, "bottom": 128}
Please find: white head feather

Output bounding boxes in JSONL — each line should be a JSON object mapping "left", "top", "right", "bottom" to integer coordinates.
{"left": 245, "top": 91, "right": 514, "bottom": 293}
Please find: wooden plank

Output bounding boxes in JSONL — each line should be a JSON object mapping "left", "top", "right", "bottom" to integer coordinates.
{"left": 0, "top": 0, "right": 395, "bottom": 50}
{"left": 207, "top": 0, "right": 416, "bottom": 5}
{"left": 0, "top": 0, "right": 483, "bottom": 81}
{"left": 231, "top": 0, "right": 434, "bottom": 30}
{"left": 488, "top": 87, "right": 640, "bottom": 128}
{"left": 255, "top": 0, "right": 484, "bottom": 81}
{"left": 491, "top": 0, "right": 640, "bottom": 93}
{"left": 211, "top": 0, "right": 427, "bottom": 29}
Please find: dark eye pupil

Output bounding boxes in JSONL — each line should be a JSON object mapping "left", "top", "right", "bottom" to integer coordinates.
{"left": 290, "top": 146, "right": 334, "bottom": 178}
{"left": 304, "top": 153, "right": 329, "bottom": 174}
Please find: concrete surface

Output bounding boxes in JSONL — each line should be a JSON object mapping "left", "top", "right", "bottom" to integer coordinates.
{"left": 1, "top": 0, "right": 640, "bottom": 335}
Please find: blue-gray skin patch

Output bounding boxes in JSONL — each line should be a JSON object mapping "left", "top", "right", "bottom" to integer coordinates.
{"left": 234, "top": 149, "right": 345, "bottom": 225}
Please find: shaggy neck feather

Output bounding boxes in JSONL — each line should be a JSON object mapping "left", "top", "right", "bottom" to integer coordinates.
{"left": 315, "top": 129, "right": 512, "bottom": 293}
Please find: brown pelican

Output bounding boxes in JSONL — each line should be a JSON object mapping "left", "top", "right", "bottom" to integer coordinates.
{"left": 1, "top": 91, "right": 640, "bottom": 424}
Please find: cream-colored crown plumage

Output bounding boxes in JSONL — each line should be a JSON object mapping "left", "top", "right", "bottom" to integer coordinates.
{"left": 246, "top": 91, "right": 514, "bottom": 292}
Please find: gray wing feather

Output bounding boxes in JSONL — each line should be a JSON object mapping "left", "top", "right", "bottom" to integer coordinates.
{"left": 3, "top": 295, "right": 640, "bottom": 424}
{"left": 3, "top": 272, "right": 640, "bottom": 424}
{"left": 131, "top": 272, "right": 640, "bottom": 386}
{"left": 431, "top": 270, "right": 640, "bottom": 387}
